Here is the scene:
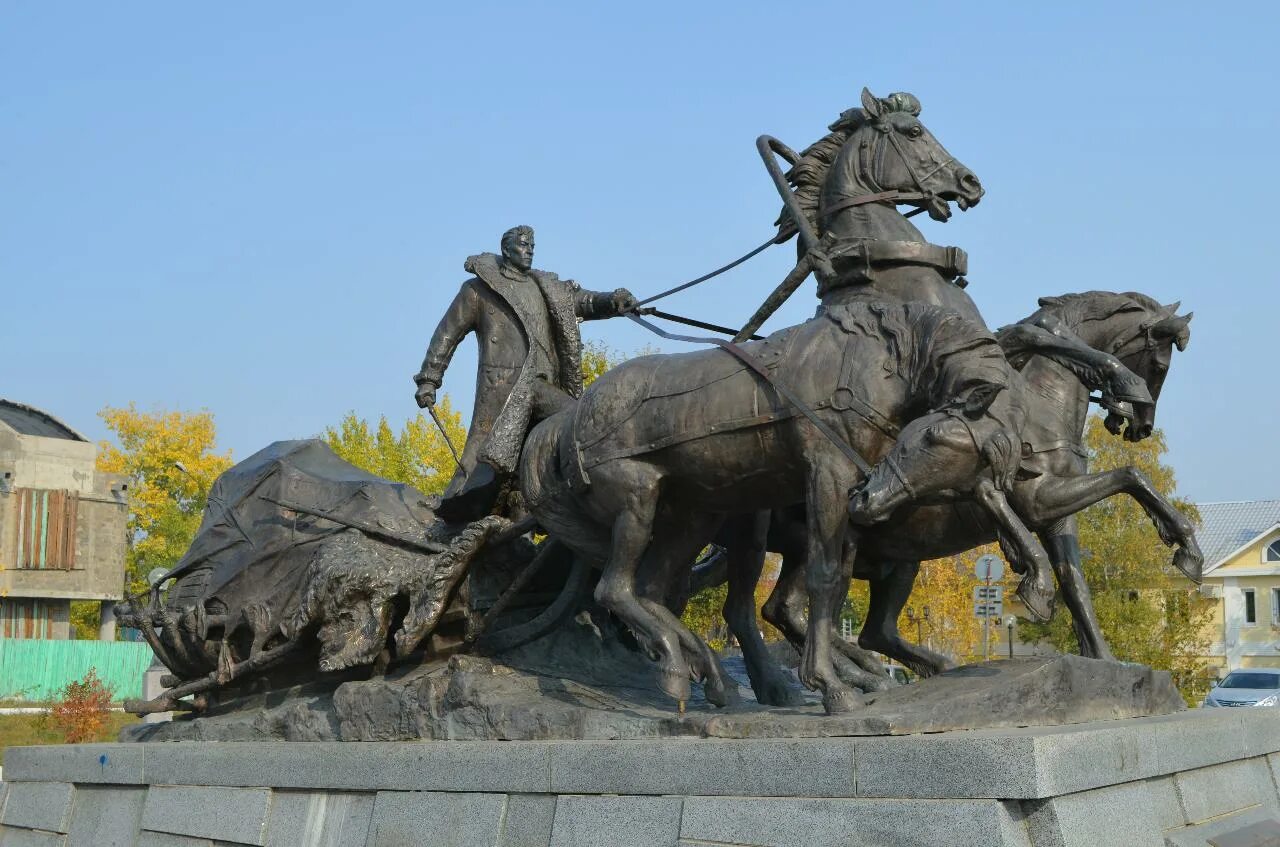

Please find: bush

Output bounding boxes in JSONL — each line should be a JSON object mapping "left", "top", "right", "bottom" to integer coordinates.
{"left": 50, "top": 668, "right": 115, "bottom": 743}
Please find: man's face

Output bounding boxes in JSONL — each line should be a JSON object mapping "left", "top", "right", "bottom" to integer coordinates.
{"left": 502, "top": 232, "right": 535, "bottom": 272}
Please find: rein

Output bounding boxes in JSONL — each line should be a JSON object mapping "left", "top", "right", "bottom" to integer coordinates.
{"left": 625, "top": 312, "right": 873, "bottom": 475}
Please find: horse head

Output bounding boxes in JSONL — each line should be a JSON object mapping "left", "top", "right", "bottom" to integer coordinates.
{"left": 848, "top": 382, "right": 1011, "bottom": 526}
{"left": 1038, "top": 293, "right": 1192, "bottom": 442}
{"left": 825, "top": 88, "right": 984, "bottom": 224}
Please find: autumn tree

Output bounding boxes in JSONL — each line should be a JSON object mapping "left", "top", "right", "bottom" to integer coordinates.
{"left": 96, "top": 405, "right": 234, "bottom": 599}
{"left": 842, "top": 545, "right": 1001, "bottom": 667}
{"left": 323, "top": 397, "right": 467, "bottom": 495}
{"left": 1020, "top": 416, "right": 1212, "bottom": 702}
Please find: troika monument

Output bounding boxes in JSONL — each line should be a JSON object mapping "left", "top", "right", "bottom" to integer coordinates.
{"left": 5, "top": 89, "right": 1272, "bottom": 847}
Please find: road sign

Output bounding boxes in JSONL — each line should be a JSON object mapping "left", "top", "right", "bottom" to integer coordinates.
{"left": 974, "top": 601, "right": 1003, "bottom": 619}
{"left": 974, "top": 585, "right": 1004, "bottom": 603}
{"left": 974, "top": 554, "right": 1004, "bottom": 581}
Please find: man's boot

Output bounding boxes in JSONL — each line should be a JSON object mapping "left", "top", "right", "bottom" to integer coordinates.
{"left": 437, "top": 461, "right": 503, "bottom": 523}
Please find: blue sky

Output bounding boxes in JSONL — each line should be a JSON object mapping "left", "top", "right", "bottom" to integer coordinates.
{"left": 3, "top": 2, "right": 1277, "bottom": 501}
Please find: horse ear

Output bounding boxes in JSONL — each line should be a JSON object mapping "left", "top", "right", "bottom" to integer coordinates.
{"left": 963, "top": 382, "right": 1003, "bottom": 418}
{"left": 1163, "top": 301, "right": 1182, "bottom": 315}
{"left": 1037, "top": 296, "right": 1065, "bottom": 308}
{"left": 860, "top": 88, "right": 882, "bottom": 119}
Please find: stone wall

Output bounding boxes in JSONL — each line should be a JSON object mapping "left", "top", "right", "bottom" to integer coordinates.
{"left": 3, "top": 710, "right": 1280, "bottom": 846}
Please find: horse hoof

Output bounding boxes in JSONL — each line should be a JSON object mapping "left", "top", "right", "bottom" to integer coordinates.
{"left": 660, "top": 668, "right": 692, "bottom": 703}
{"left": 823, "top": 686, "right": 859, "bottom": 715}
{"left": 1173, "top": 547, "right": 1204, "bottom": 583}
{"left": 702, "top": 675, "right": 739, "bottom": 709}
{"left": 755, "top": 676, "right": 802, "bottom": 707}
{"left": 1016, "top": 577, "right": 1055, "bottom": 623}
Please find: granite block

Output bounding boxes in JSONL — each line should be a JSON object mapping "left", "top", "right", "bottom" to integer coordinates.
{"left": 66, "top": 785, "right": 146, "bottom": 847}
{"left": 499, "top": 794, "right": 556, "bottom": 847}
{"left": 1162, "top": 806, "right": 1280, "bottom": 847}
{"left": 853, "top": 731, "right": 1041, "bottom": 799}
{"left": 143, "top": 742, "right": 551, "bottom": 793}
{"left": 549, "top": 796, "right": 682, "bottom": 847}
{"left": 366, "top": 791, "right": 507, "bottom": 847}
{"left": 1174, "top": 757, "right": 1274, "bottom": 825}
{"left": 1, "top": 782, "right": 74, "bottom": 832}
{"left": 264, "top": 791, "right": 374, "bottom": 847}
{"left": 135, "top": 834, "right": 213, "bottom": 847}
{"left": 1147, "top": 711, "right": 1251, "bottom": 775}
{"left": 0, "top": 829, "right": 66, "bottom": 847}
{"left": 679, "top": 796, "right": 1031, "bottom": 847}
{"left": 1143, "top": 775, "right": 1187, "bottom": 831}
{"left": 3, "top": 745, "right": 144, "bottom": 785}
{"left": 549, "top": 738, "right": 856, "bottom": 798}
{"left": 1237, "top": 708, "right": 1280, "bottom": 759}
{"left": 1022, "top": 780, "right": 1166, "bottom": 847}
{"left": 142, "top": 785, "right": 271, "bottom": 844}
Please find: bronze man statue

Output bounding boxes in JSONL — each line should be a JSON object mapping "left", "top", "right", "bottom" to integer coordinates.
{"left": 414, "top": 225, "right": 637, "bottom": 521}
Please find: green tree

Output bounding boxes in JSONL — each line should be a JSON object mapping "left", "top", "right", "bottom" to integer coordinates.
{"left": 1021, "top": 416, "right": 1212, "bottom": 703}
{"left": 323, "top": 397, "right": 467, "bottom": 495}
{"left": 96, "top": 405, "right": 235, "bottom": 599}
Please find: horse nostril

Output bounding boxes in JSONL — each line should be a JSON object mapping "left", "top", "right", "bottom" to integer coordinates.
{"left": 961, "top": 172, "right": 981, "bottom": 190}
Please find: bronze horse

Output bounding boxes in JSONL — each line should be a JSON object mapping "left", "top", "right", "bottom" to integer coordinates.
{"left": 718, "top": 292, "right": 1197, "bottom": 704}
{"left": 521, "top": 299, "right": 1039, "bottom": 713}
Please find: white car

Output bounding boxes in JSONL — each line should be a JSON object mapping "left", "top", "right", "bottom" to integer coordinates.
{"left": 1202, "top": 670, "right": 1280, "bottom": 708}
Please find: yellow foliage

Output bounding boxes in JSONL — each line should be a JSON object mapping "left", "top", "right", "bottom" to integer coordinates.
{"left": 323, "top": 397, "right": 467, "bottom": 496}
{"left": 96, "top": 404, "right": 234, "bottom": 596}
{"left": 846, "top": 545, "right": 1000, "bottom": 666}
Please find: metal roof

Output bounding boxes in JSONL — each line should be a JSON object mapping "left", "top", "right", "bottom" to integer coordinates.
{"left": 0, "top": 399, "right": 88, "bottom": 441}
{"left": 1197, "top": 500, "right": 1280, "bottom": 571}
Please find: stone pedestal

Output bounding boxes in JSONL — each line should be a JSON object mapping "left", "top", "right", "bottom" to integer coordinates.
{"left": 4, "top": 709, "right": 1280, "bottom": 846}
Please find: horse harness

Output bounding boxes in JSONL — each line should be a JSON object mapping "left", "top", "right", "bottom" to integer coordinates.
{"left": 616, "top": 313, "right": 877, "bottom": 475}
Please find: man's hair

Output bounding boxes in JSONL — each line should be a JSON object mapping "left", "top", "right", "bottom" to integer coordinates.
{"left": 501, "top": 225, "right": 534, "bottom": 252}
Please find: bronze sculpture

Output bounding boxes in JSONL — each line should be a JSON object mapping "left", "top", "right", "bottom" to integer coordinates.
{"left": 413, "top": 225, "right": 637, "bottom": 521}
{"left": 116, "top": 88, "right": 1202, "bottom": 729}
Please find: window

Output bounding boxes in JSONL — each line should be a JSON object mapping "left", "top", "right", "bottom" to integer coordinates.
{"left": 12, "top": 489, "right": 78, "bottom": 570}
{"left": 1267, "top": 539, "right": 1280, "bottom": 563}
{"left": 0, "top": 599, "right": 53, "bottom": 638}
{"left": 1274, "top": 588, "right": 1280, "bottom": 626}
{"left": 1244, "top": 589, "right": 1257, "bottom": 626}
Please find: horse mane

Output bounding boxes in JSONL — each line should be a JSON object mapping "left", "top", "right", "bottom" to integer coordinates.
{"left": 777, "top": 118, "right": 861, "bottom": 232}
{"left": 851, "top": 302, "right": 1006, "bottom": 410}
{"left": 1034, "top": 291, "right": 1163, "bottom": 328}
{"left": 778, "top": 93, "right": 924, "bottom": 233}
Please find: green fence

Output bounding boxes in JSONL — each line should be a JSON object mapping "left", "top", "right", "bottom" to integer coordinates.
{"left": 0, "top": 639, "right": 155, "bottom": 701}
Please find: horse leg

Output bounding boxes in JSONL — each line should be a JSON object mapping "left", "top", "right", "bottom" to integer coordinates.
{"left": 762, "top": 558, "right": 805, "bottom": 651}
{"left": 1037, "top": 517, "right": 1115, "bottom": 661}
{"left": 721, "top": 511, "right": 800, "bottom": 707}
{"left": 592, "top": 469, "right": 691, "bottom": 703}
{"left": 857, "top": 560, "right": 955, "bottom": 678}
{"left": 800, "top": 465, "right": 859, "bottom": 714}
{"left": 760, "top": 513, "right": 887, "bottom": 684}
{"left": 635, "top": 512, "right": 739, "bottom": 708}
{"left": 1022, "top": 468, "right": 1204, "bottom": 582}
{"left": 974, "top": 478, "right": 1055, "bottom": 622}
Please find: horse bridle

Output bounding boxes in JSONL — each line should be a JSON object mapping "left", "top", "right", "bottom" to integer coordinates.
{"left": 824, "top": 118, "right": 957, "bottom": 220}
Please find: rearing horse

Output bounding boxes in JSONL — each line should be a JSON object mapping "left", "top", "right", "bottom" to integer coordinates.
{"left": 520, "top": 300, "right": 1036, "bottom": 713}
{"left": 711, "top": 292, "right": 1197, "bottom": 700}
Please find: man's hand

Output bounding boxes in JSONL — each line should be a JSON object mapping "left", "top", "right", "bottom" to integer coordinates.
{"left": 413, "top": 378, "right": 437, "bottom": 409}
{"left": 611, "top": 288, "right": 639, "bottom": 315}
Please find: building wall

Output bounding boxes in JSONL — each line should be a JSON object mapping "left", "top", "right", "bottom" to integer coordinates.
{"left": 0, "top": 427, "right": 129, "bottom": 637}
{"left": 1200, "top": 530, "right": 1280, "bottom": 674}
